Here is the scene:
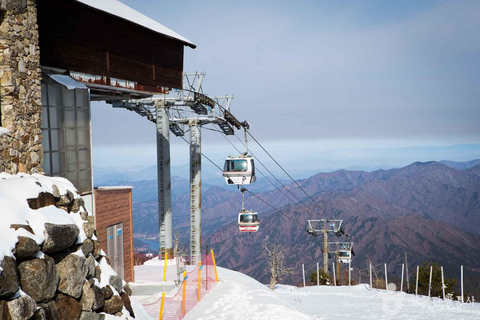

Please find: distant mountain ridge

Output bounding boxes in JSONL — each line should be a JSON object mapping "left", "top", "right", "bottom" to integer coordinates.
{"left": 440, "top": 159, "right": 480, "bottom": 170}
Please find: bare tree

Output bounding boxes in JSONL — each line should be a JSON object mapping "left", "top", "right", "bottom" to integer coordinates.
{"left": 264, "top": 237, "right": 293, "bottom": 290}
{"left": 173, "top": 230, "right": 187, "bottom": 258}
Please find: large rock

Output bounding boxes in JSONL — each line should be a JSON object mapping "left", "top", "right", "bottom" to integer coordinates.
{"left": 92, "top": 241, "right": 101, "bottom": 259}
{"left": 101, "top": 285, "right": 113, "bottom": 300}
{"left": 103, "top": 296, "right": 123, "bottom": 315}
{"left": 83, "top": 216, "right": 95, "bottom": 239}
{"left": 6, "top": 295, "right": 36, "bottom": 320}
{"left": 42, "top": 223, "right": 80, "bottom": 253}
{"left": 55, "top": 253, "right": 87, "bottom": 298}
{"left": 79, "top": 280, "right": 104, "bottom": 311}
{"left": 85, "top": 255, "right": 95, "bottom": 279}
{"left": 79, "top": 312, "right": 105, "bottom": 320}
{"left": 81, "top": 239, "right": 94, "bottom": 257}
{"left": 55, "top": 293, "right": 81, "bottom": 320}
{"left": 109, "top": 276, "right": 123, "bottom": 294}
{"left": 36, "top": 301, "right": 58, "bottom": 320}
{"left": 14, "top": 236, "right": 40, "bottom": 260}
{"left": 121, "top": 292, "right": 135, "bottom": 318}
{"left": 18, "top": 255, "right": 59, "bottom": 302}
{"left": 0, "top": 257, "right": 19, "bottom": 299}
{"left": 71, "top": 198, "right": 85, "bottom": 213}
{"left": 27, "top": 192, "right": 56, "bottom": 209}
{"left": 0, "top": 300, "right": 8, "bottom": 320}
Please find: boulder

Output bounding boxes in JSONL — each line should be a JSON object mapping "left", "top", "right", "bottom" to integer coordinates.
{"left": 31, "top": 308, "right": 47, "bottom": 320}
{"left": 109, "top": 276, "right": 123, "bottom": 294}
{"left": 101, "top": 286, "right": 113, "bottom": 300}
{"left": 0, "top": 300, "right": 8, "bottom": 320}
{"left": 0, "top": 257, "right": 19, "bottom": 299}
{"left": 51, "top": 184, "right": 61, "bottom": 198}
{"left": 18, "top": 255, "right": 59, "bottom": 302}
{"left": 121, "top": 292, "right": 135, "bottom": 318}
{"left": 79, "top": 312, "right": 105, "bottom": 320}
{"left": 85, "top": 255, "right": 95, "bottom": 279}
{"left": 55, "top": 253, "right": 87, "bottom": 299}
{"left": 6, "top": 295, "right": 36, "bottom": 320}
{"left": 92, "top": 241, "right": 101, "bottom": 259}
{"left": 9, "top": 224, "right": 34, "bottom": 234}
{"left": 124, "top": 284, "right": 132, "bottom": 296}
{"left": 83, "top": 217, "right": 95, "bottom": 239}
{"left": 71, "top": 198, "right": 85, "bottom": 213}
{"left": 56, "top": 194, "right": 71, "bottom": 206}
{"left": 80, "top": 281, "right": 94, "bottom": 311}
{"left": 103, "top": 296, "right": 123, "bottom": 315}
{"left": 37, "top": 301, "right": 58, "bottom": 320}
{"left": 27, "top": 192, "right": 56, "bottom": 209}
{"left": 94, "top": 266, "right": 101, "bottom": 280}
{"left": 81, "top": 239, "right": 94, "bottom": 257}
{"left": 92, "top": 285, "right": 104, "bottom": 311}
{"left": 55, "top": 293, "right": 81, "bottom": 320}
{"left": 14, "top": 236, "right": 40, "bottom": 260}
{"left": 42, "top": 223, "right": 80, "bottom": 253}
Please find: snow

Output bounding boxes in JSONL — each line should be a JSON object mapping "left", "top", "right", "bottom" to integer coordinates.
{"left": 0, "top": 127, "right": 9, "bottom": 135}
{"left": 0, "top": 173, "right": 81, "bottom": 262}
{"left": 130, "top": 258, "right": 480, "bottom": 320}
{"left": 77, "top": 0, "right": 195, "bottom": 48}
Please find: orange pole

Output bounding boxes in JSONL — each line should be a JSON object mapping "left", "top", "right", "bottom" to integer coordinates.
{"left": 159, "top": 292, "right": 165, "bottom": 320}
{"left": 211, "top": 250, "right": 219, "bottom": 282}
{"left": 182, "top": 271, "right": 186, "bottom": 315}
{"left": 198, "top": 261, "right": 202, "bottom": 301}
{"left": 163, "top": 252, "right": 168, "bottom": 281}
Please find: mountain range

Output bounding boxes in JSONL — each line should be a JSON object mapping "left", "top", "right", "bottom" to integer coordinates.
{"left": 97, "top": 159, "right": 480, "bottom": 295}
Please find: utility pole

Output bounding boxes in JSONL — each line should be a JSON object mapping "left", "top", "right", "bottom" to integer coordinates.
{"left": 156, "top": 100, "right": 173, "bottom": 258}
{"left": 189, "top": 120, "right": 201, "bottom": 264}
{"left": 367, "top": 255, "right": 379, "bottom": 288}
{"left": 323, "top": 231, "right": 328, "bottom": 273}
{"left": 405, "top": 252, "right": 410, "bottom": 293}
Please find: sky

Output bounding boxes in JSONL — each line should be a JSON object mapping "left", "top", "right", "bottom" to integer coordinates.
{"left": 91, "top": 0, "right": 480, "bottom": 173}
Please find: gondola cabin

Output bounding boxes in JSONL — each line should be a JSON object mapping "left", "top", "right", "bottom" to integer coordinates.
{"left": 238, "top": 210, "right": 260, "bottom": 232}
{"left": 338, "top": 249, "right": 352, "bottom": 263}
{"left": 223, "top": 155, "right": 256, "bottom": 185}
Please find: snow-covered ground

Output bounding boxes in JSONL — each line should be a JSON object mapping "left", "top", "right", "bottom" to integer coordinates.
{"left": 131, "top": 259, "right": 480, "bottom": 320}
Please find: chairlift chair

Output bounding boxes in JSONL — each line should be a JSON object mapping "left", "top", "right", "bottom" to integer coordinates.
{"left": 338, "top": 249, "right": 352, "bottom": 264}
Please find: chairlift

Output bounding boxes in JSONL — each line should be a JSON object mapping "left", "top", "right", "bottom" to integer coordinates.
{"left": 223, "top": 122, "right": 256, "bottom": 185}
{"left": 237, "top": 187, "right": 260, "bottom": 233}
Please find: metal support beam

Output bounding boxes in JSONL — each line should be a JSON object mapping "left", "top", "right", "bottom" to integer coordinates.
{"left": 156, "top": 100, "right": 173, "bottom": 258}
{"left": 189, "top": 120, "right": 202, "bottom": 265}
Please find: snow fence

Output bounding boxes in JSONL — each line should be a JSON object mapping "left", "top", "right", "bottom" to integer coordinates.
{"left": 142, "top": 253, "right": 217, "bottom": 319}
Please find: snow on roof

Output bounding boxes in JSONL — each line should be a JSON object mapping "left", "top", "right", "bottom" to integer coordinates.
{"left": 77, "top": 0, "right": 196, "bottom": 48}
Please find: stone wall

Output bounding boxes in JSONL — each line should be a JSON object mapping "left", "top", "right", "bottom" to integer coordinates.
{"left": 0, "top": 175, "right": 136, "bottom": 319}
{"left": 0, "top": 0, "right": 42, "bottom": 174}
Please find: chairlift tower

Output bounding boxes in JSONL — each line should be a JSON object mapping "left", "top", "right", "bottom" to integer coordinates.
{"left": 111, "top": 72, "right": 245, "bottom": 264}
{"left": 305, "top": 219, "right": 343, "bottom": 273}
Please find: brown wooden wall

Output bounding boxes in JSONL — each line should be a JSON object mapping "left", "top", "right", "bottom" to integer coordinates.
{"left": 94, "top": 187, "right": 134, "bottom": 283}
{"left": 37, "top": 0, "right": 186, "bottom": 90}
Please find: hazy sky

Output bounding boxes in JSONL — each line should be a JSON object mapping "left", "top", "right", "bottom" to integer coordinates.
{"left": 91, "top": 0, "right": 480, "bottom": 171}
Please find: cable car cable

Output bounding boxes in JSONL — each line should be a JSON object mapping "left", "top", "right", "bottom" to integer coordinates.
{"left": 246, "top": 131, "right": 326, "bottom": 217}
{"left": 218, "top": 127, "right": 319, "bottom": 215}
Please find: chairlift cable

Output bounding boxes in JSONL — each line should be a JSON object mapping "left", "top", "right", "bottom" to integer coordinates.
{"left": 218, "top": 127, "right": 318, "bottom": 215}
{"left": 246, "top": 131, "right": 326, "bottom": 217}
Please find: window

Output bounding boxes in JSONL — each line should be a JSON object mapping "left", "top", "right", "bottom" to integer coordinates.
{"left": 41, "top": 74, "right": 92, "bottom": 194}
{"left": 225, "top": 159, "right": 248, "bottom": 172}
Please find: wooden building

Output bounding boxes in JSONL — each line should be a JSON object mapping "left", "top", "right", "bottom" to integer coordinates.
{"left": 94, "top": 186, "right": 134, "bottom": 282}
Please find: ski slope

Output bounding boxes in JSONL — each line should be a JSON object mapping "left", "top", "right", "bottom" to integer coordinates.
{"left": 131, "top": 260, "right": 480, "bottom": 320}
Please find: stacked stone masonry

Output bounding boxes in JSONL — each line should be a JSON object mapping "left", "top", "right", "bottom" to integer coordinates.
{"left": 0, "top": 0, "right": 43, "bottom": 174}
{"left": 0, "top": 184, "right": 136, "bottom": 320}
